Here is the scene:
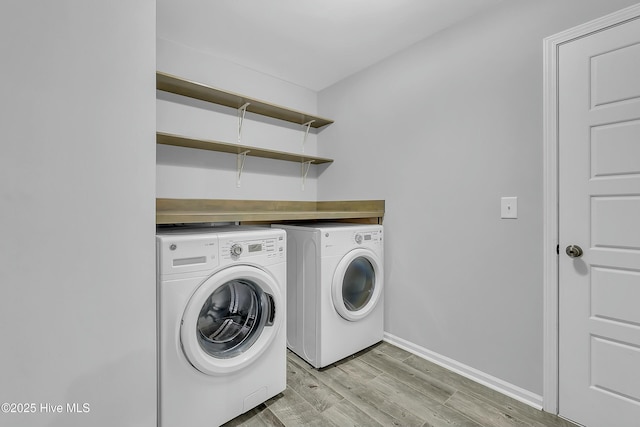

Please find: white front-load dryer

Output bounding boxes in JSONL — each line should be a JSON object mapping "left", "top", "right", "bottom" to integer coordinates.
{"left": 274, "top": 223, "right": 383, "bottom": 368}
{"left": 156, "top": 226, "right": 286, "bottom": 427}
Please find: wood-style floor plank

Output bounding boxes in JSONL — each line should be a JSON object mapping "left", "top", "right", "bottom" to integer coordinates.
{"left": 357, "top": 347, "right": 456, "bottom": 404}
{"left": 371, "top": 374, "right": 468, "bottom": 424}
{"left": 263, "top": 387, "right": 338, "bottom": 427}
{"left": 334, "top": 354, "right": 384, "bottom": 382}
{"left": 223, "top": 342, "right": 577, "bottom": 427}
{"left": 285, "top": 359, "right": 345, "bottom": 412}
{"left": 222, "top": 402, "right": 283, "bottom": 427}
{"left": 375, "top": 340, "right": 415, "bottom": 361}
{"left": 350, "top": 378, "right": 428, "bottom": 426}
{"left": 321, "top": 398, "right": 385, "bottom": 427}
{"left": 445, "top": 391, "right": 532, "bottom": 427}
{"left": 289, "top": 354, "right": 414, "bottom": 426}
{"left": 403, "top": 353, "right": 577, "bottom": 427}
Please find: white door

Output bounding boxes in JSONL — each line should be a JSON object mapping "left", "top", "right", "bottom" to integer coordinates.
{"left": 180, "top": 265, "right": 283, "bottom": 375}
{"left": 558, "top": 15, "right": 640, "bottom": 427}
{"left": 331, "top": 248, "right": 383, "bottom": 321}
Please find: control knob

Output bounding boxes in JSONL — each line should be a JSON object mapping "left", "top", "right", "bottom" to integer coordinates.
{"left": 355, "top": 234, "right": 363, "bottom": 244}
{"left": 230, "top": 244, "right": 243, "bottom": 257}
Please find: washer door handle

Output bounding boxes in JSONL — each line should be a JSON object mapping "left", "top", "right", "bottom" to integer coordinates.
{"left": 265, "top": 293, "right": 275, "bottom": 327}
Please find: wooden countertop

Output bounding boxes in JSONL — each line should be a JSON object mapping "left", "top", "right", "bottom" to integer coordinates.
{"left": 156, "top": 199, "right": 385, "bottom": 224}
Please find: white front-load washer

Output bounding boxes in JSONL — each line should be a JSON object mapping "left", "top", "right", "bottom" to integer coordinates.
{"left": 156, "top": 226, "right": 286, "bottom": 427}
{"left": 274, "top": 223, "right": 383, "bottom": 368}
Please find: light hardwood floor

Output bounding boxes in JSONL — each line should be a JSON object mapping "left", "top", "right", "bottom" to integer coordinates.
{"left": 223, "top": 342, "right": 577, "bottom": 427}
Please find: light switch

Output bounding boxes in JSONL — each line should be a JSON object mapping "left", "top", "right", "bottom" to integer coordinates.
{"left": 501, "top": 197, "right": 518, "bottom": 219}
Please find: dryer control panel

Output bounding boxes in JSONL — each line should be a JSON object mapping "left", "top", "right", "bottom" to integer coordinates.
{"left": 354, "top": 230, "right": 382, "bottom": 246}
{"left": 316, "top": 225, "right": 383, "bottom": 258}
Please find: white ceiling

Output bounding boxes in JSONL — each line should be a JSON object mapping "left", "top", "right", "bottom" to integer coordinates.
{"left": 157, "top": 0, "right": 504, "bottom": 91}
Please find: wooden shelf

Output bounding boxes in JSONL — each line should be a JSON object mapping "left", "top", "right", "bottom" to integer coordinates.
{"left": 157, "top": 132, "right": 333, "bottom": 164}
{"left": 156, "top": 199, "right": 385, "bottom": 224}
{"left": 155, "top": 74, "right": 353, "bottom": 222}
{"left": 157, "top": 71, "right": 334, "bottom": 129}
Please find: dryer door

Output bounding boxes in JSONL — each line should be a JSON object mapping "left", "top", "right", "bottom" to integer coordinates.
{"left": 180, "top": 265, "right": 283, "bottom": 375}
{"left": 331, "top": 248, "right": 383, "bottom": 321}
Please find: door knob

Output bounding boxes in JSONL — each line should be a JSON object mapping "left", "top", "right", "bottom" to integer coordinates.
{"left": 565, "top": 245, "right": 583, "bottom": 258}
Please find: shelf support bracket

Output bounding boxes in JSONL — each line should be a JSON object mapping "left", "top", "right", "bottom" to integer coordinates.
{"left": 301, "top": 160, "right": 314, "bottom": 191}
{"left": 301, "top": 120, "right": 315, "bottom": 153}
{"left": 237, "top": 102, "right": 250, "bottom": 143}
{"left": 236, "top": 150, "right": 250, "bottom": 187}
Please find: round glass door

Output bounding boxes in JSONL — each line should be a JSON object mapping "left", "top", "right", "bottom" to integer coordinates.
{"left": 332, "top": 249, "right": 383, "bottom": 321}
{"left": 181, "top": 265, "right": 282, "bottom": 375}
{"left": 196, "top": 279, "right": 273, "bottom": 359}
{"left": 342, "top": 257, "right": 375, "bottom": 311}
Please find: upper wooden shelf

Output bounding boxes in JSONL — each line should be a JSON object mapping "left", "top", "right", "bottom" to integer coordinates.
{"left": 156, "top": 199, "right": 385, "bottom": 224}
{"left": 157, "top": 132, "right": 333, "bottom": 165}
{"left": 157, "top": 71, "right": 334, "bottom": 129}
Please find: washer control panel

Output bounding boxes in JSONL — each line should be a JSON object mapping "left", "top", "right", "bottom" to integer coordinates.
{"left": 220, "top": 236, "right": 285, "bottom": 261}
{"left": 230, "top": 244, "right": 243, "bottom": 257}
{"left": 157, "top": 228, "right": 286, "bottom": 276}
{"left": 156, "top": 235, "right": 220, "bottom": 276}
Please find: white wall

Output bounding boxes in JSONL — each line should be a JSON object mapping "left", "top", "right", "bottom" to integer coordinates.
{"left": 318, "top": 0, "right": 639, "bottom": 399}
{"left": 156, "top": 38, "right": 327, "bottom": 201}
{"left": 0, "top": 2, "right": 156, "bottom": 426}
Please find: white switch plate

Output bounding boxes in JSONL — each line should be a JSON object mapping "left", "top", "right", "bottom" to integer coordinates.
{"left": 501, "top": 197, "right": 518, "bottom": 219}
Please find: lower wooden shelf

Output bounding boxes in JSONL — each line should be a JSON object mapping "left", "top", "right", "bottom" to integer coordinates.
{"left": 156, "top": 199, "right": 385, "bottom": 224}
{"left": 157, "top": 132, "right": 333, "bottom": 165}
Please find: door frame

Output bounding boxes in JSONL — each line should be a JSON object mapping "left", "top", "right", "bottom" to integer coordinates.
{"left": 542, "top": 3, "right": 640, "bottom": 414}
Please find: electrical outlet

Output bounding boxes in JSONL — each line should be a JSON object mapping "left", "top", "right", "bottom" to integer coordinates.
{"left": 501, "top": 197, "right": 518, "bottom": 219}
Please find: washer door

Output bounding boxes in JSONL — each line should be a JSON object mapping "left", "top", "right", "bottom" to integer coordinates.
{"left": 331, "top": 248, "right": 383, "bottom": 321}
{"left": 180, "top": 265, "right": 283, "bottom": 375}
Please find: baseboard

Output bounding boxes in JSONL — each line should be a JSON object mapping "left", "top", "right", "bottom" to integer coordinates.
{"left": 383, "top": 332, "right": 544, "bottom": 410}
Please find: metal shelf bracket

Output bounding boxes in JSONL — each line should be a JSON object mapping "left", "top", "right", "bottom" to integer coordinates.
{"left": 301, "top": 160, "right": 314, "bottom": 191}
{"left": 301, "top": 120, "right": 315, "bottom": 153}
{"left": 236, "top": 150, "right": 250, "bottom": 187}
{"left": 237, "top": 102, "right": 251, "bottom": 143}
